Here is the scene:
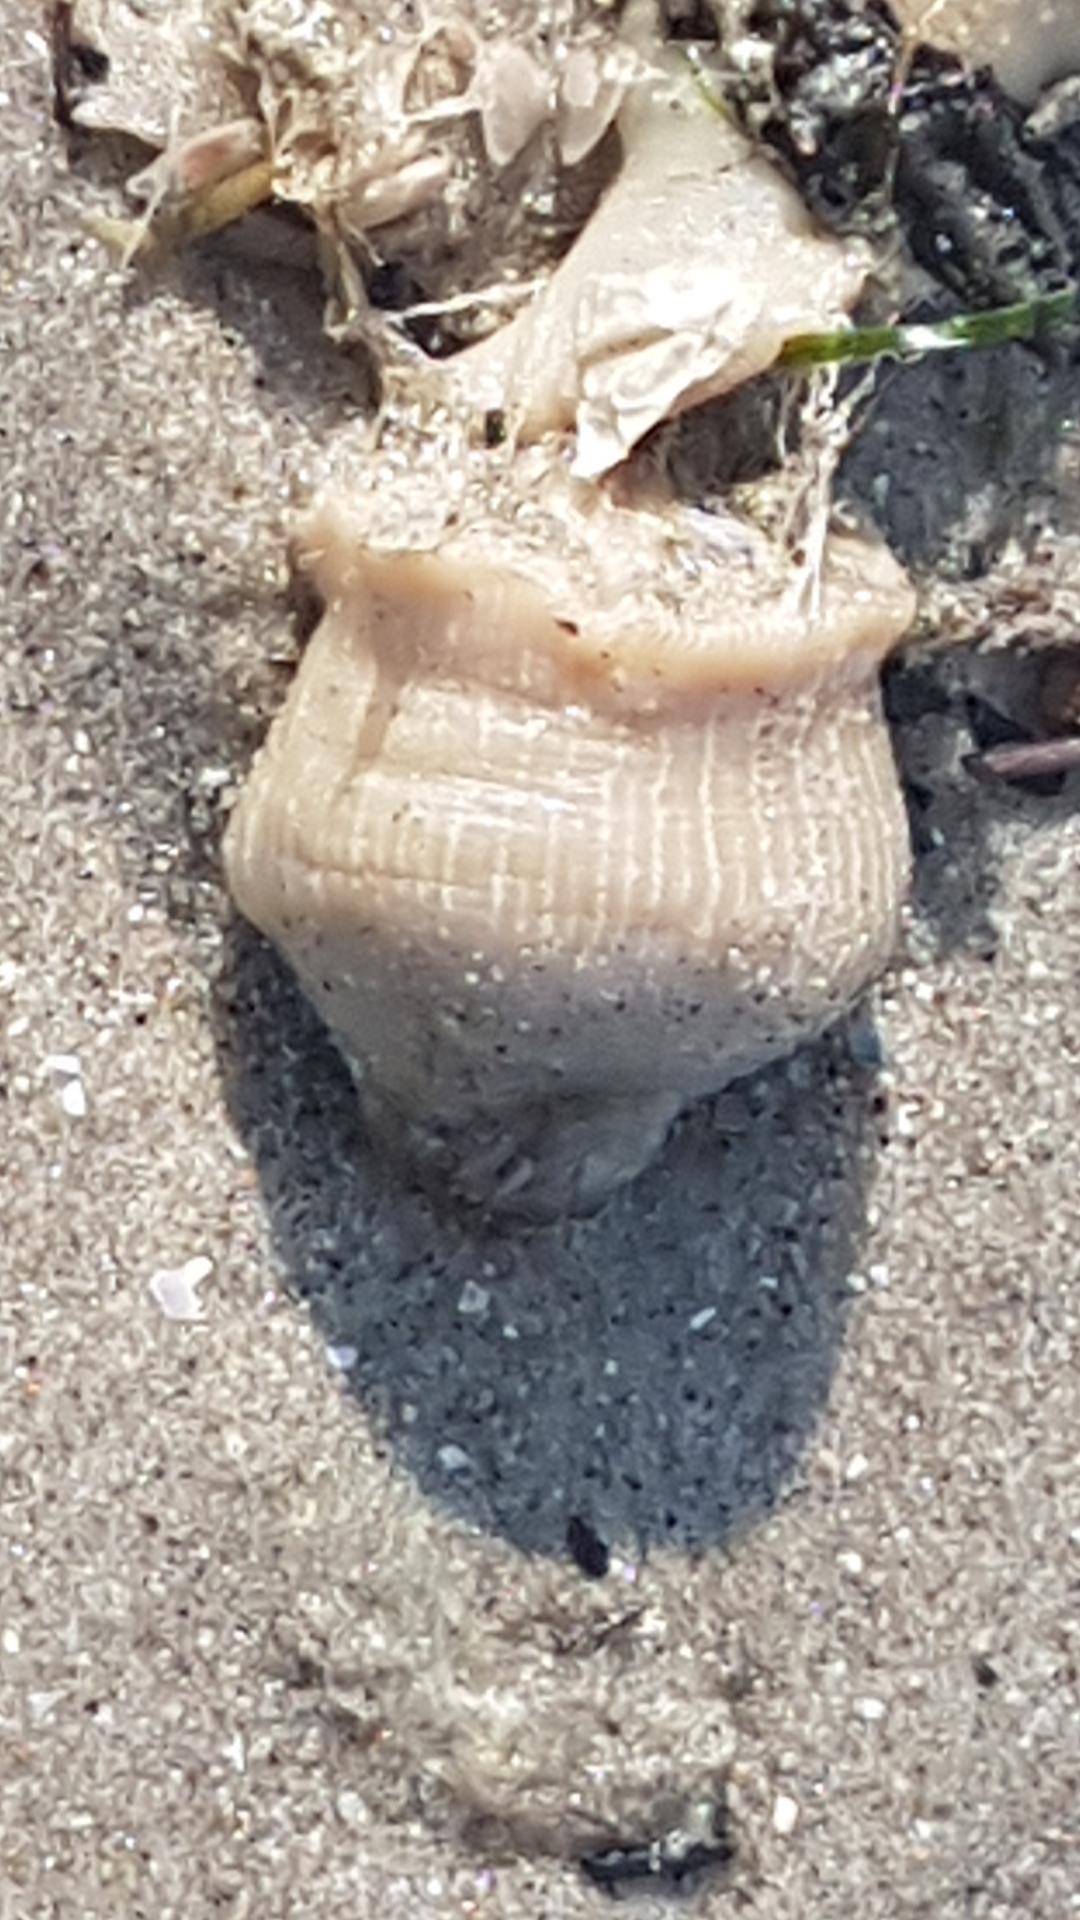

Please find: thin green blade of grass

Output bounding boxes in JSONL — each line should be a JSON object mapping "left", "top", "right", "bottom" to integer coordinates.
{"left": 779, "top": 288, "right": 1076, "bottom": 372}
{"left": 678, "top": 47, "right": 1076, "bottom": 373}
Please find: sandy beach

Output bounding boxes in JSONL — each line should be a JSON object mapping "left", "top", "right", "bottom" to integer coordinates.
{"left": 3, "top": 5, "right": 1080, "bottom": 1913}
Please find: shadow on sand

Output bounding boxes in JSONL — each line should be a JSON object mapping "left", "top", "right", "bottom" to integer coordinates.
{"left": 201, "top": 625, "right": 1080, "bottom": 1568}
{"left": 212, "top": 913, "right": 881, "bottom": 1563}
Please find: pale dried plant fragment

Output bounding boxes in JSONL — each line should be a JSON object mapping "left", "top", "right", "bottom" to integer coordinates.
{"left": 88, "top": 114, "right": 271, "bottom": 264}
{"left": 228, "top": 0, "right": 569, "bottom": 247}
{"left": 126, "top": 116, "right": 266, "bottom": 209}
{"left": 88, "top": 153, "right": 275, "bottom": 264}
{"left": 380, "top": 25, "right": 626, "bottom": 170}
{"left": 69, "top": 0, "right": 633, "bottom": 330}
{"left": 341, "top": 143, "right": 455, "bottom": 235}
{"left": 473, "top": 41, "right": 552, "bottom": 167}
{"left": 556, "top": 43, "right": 633, "bottom": 166}
{"left": 444, "top": 40, "right": 871, "bottom": 476}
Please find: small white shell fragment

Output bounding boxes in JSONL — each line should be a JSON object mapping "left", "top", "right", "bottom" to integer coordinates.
{"left": 854, "top": 1696, "right": 888, "bottom": 1723}
{"left": 773, "top": 1793, "right": 800, "bottom": 1836}
{"left": 335, "top": 1789, "right": 371, "bottom": 1829}
{"left": 59, "top": 1079, "right": 88, "bottom": 1120}
{"left": 437, "top": 1444, "right": 472, "bottom": 1475}
{"left": 44, "top": 1053, "right": 81, "bottom": 1077}
{"left": 148, "top": 1255, "right": 213, "bottom": 1322}
{"left": 325, "top": 1342, "right": 359, "bottom": 1371}
{"left": 44, "top": 1054, "right": 87, "bottom": 1118}
{"left": 457, "top": 1281, "right": 491, "bottom": 1316}
{"left": 28, "top": 1691, "right": 66, "bottom": 1725}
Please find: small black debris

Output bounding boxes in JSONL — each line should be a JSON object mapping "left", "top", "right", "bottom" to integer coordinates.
{"left": 566, "top": 1514, "right": 610, "bottom": 1580}
{"left": 581, "top": 1798, "right": 734, "bottom": 1896}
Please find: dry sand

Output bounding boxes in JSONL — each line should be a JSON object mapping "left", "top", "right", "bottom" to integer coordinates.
{"left": 3, "top": 5, "right": 1080, "bottom": 1915}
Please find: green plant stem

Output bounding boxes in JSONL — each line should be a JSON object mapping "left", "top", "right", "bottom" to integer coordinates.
{"left": 779, "top": 288, "right": 1077, "bottom": 372}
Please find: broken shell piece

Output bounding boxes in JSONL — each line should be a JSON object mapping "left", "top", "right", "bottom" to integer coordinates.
{"left": 891, "top": 0, "right": 1080, "bottom": 104}
{"left": 224, "top": 478, "right": 915, "bottom": 1221}
{"left": 444, "top": 46, "right": 869, "bottom": 476}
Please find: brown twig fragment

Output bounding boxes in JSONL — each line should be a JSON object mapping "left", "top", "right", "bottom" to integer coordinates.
{"left": 979, "top": 737, "right": 1080, "bottom": 780}
{"left": 49, "top": 1, "right": 108, "bottom": 129}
